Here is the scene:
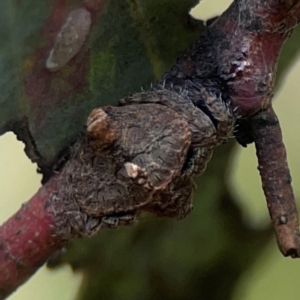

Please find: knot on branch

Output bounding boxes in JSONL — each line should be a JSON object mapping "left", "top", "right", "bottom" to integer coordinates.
{"left": 49, "top": 88, "right": 236, "bottom": 239}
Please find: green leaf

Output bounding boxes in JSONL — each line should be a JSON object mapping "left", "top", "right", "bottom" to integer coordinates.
{"left": 0, "top": 0, "right": 202, "bottom": 172}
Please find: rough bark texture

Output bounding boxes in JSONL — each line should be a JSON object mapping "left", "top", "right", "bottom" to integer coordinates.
{"left": 1, "top": 0, "right": 300, "bottom": 299}
{"left": 161, "top": 0, "right": 300, "bottom": 118}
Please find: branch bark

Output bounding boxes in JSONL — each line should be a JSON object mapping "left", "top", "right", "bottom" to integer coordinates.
{"left": 250, "top": 107, "right": 300, "bottom": 257}
{"left": 1, "top": 0, "right": 300, "bottom": 298}
{"left": 0, "top": 177, "right": 64, "bottom": 299}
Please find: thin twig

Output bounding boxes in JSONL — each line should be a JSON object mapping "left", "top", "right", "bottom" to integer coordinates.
{"left": 250, "top": 107, "right": 300, "bottom": 257}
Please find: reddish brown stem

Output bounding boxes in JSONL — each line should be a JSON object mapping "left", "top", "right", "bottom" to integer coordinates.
{"left": 162, "top": 0, "right": 300, "bottom": 118}
{"left": 1, "top": 0, "right": 300, "bottom": 297}
{"left": 0, "top": 177, "right": 63, "bottom": 298}
{"left": 250, "top": 107, "right": 300, "bottom": 257}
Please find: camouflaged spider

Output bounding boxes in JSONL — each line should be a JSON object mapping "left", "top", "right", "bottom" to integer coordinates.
{"left": 55, "top": 80, "right": 236, "bottom": 238}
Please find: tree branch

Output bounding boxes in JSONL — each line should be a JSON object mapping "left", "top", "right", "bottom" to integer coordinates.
{"left": 250, "top": 107, "right": 300, "bottom": 257}
{"left": 1, "top": 0, "right": 300, "bottom": 298}
{"left": 0, "top": 177, "right": 64, "bottom": 299}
